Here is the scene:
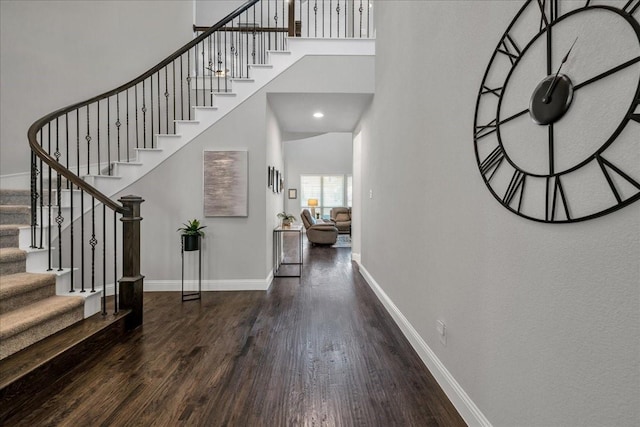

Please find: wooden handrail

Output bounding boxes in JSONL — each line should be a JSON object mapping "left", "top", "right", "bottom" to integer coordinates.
{"left": 27, "top": 0, "right": 259, "bottom": 215}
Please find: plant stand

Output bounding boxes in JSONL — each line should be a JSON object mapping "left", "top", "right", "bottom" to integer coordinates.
{"left": 181, "top": 235, "right": 202, "bottom": 302}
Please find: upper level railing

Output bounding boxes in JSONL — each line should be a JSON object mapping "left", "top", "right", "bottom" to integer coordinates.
{"left": 27, "top": 0, "right": 374, "bottom": 325}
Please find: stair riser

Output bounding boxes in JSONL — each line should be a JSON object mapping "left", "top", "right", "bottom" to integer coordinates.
{"left": 0, "top": 193, "right": 30, "bottom": 206}
{"left": 0, "top": 211, "right": 30, "bottom": 226}
{"left": 0, "top": 231, "right": 19, "bottom": 249}
{"left": 0, "top": 256, "right": 26, "bottom": 276}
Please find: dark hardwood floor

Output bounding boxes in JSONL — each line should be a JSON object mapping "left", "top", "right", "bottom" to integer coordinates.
{"left": 5, "top": 242, "right": 465, "bottom": 426}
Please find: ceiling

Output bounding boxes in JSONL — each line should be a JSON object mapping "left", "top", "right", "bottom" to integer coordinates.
{"left": 267, "top": 93, "right": 373, "bottom": 140}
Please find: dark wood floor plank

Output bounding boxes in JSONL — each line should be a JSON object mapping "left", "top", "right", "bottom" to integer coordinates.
{"left": 5, "top": 244, "right": 465, "bottom": 426}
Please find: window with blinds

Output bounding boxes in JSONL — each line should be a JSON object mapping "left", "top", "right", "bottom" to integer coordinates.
{"left": 300, "top": 174, "right": 351, "bottom": 219}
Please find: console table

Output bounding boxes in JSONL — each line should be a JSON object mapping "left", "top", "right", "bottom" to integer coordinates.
{"left": 273, "top": 224, "right": 303, "bottom": 277}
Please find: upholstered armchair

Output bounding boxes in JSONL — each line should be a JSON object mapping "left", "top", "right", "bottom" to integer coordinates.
{"left": 330, "top": 207, "right": 351, "bottom": 234}
{"left": 300, "top": 209, "right": 338, "bottom": 245}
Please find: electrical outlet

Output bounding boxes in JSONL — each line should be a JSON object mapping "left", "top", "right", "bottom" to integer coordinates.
{"left": 437, "top": 320, "right": 446, "bottom": 346}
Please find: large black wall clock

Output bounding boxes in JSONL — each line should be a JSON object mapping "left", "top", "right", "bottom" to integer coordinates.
{"left": 474, "top": 0, "right": 640, "bottom": 223}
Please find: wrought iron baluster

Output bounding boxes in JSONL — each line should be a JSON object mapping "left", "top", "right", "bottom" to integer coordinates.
{"left": 150, "top": 74, "right": 154, "bottom": 147}
{"left": 56, "top": 172, "right": 63, "bottom": 271}
{"left": 30, "top": 152, "right": 38, "bottom": 249}
{"left": 157, "top": 71, "right": 161, "bottom": 139}
{"left": 116, "top": 93, "right": 121, "bottom": 163}
{"left": 113, "top": 211, "right": 118, "bottom": 314}
{"left": 180, "top": 56, "right": 184, "bottom": 124}
{"left": 39, "top": 154, "right": 44, "bottom": 249}
{"left": 86, "top": 106, "right": 91, "bottom": 175}
{"left": 208, "top": 35, "right": 213, "bottom": 103}
{"left": 187, "top": 52, "right": 192, "bottom": 120}
{"left": 359, "top": 0, "right": 363, "bottom": 38}
{"left": 55, "top": 117, "right": 63, "bottom": 271}
{"left": 224, "top": 29, "right": 228, "bottom": 92}
{"left": 102, "top": 205, "right": 106, "bottom": 306}
{"left": 107, "top": 98, "right": 111, "bottom": 175}
{"left": 314, "top": 0, "right": 318, "bottom": 37}
{"left": 65, "top": 113, "right": 69, "bottom": 185}
{"left": 194, "top": 44, "right": 199, "bottom": 107}
{"left": 172, "top": 61, "right": 176, "bottom": 133}
{"left": 97, "top": 101, "right": 101, "bottom": 175}
{"left": 135, "top": 85, "right": 140, "bottom": 149}
{"left": 81, "top": 189, "right": 85, "bottom": 292}
{"left": 330, "top": 0, "right": 333, "bottom": 37}
{"left": 69, "top": 179, "right": 74, "bottom": 293}
{"left": 142, "top": 80, "right": 147, "bottom": 148}
{"left": 367, "top": 0, "right": 370, "bottom": 38}
{"left": 90, "top": 198, "right": 97, "bottom": 293}
{"left": 165, "top": 66, "right": 170, "bottom": 135}
{"left": 47, "top": 124, "right": 52, "bottom": 271}
{"left": 126, "top": 89, "right": 130, "bottom": 161}
{"left": 76, "top": 110, "right": 80, "bottom": 177}
{"left": 202, "top": 40, "right": 206, "bottom": 106}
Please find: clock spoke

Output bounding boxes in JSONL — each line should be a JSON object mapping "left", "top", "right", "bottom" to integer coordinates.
{"left": 499, "top": 108, "right": 529, "bottom": 126}
{"left": 623, "top": 0, "right": 640, "bottom": 15}
{"left": 475, "top": 118, "right": 498, "bottom": 140}
{"left": 548, "top": 124, "right": 554, "bottom": 175}
{"left": 574, "top": 56, "right": 640, "bottom": 91}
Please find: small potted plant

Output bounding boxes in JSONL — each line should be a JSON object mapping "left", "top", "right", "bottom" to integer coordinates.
{"left": 277, "top": 212, "right": 296, "bottom": 228}
{"left": 177, "top": 219, "right": 206, "bottom": 251}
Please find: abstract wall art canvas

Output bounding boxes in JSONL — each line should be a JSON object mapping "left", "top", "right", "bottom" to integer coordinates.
{"left": 203, "top": 150, "right": 248, "bottom": 217}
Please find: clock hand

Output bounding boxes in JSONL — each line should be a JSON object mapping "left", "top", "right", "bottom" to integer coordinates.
{"left": 542, "top": 37, "right": 578, "bottom": 104}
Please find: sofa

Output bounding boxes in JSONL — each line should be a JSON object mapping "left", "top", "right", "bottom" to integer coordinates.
{"left": 330, "top": 207, "right": 351, "bottom": 234}
{"left": 300, "top": 209, "right": 338, "bottom": 245}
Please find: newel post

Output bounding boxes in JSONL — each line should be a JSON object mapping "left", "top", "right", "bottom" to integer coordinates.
{"left": 119, "top": 195, "right": 144, "bottom": 330}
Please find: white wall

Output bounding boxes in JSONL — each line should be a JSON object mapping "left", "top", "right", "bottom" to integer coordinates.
{"left": 358, "top": 1, "right": 639, "bottom": 426}
{"left": 0, "top": 0, "right": 193, "bottom": 179}
{"left": 283, "top": 132, "right": 353, "bottom": 216}
{"left": 195, "top": 1, "right": 245, "bottom": 27}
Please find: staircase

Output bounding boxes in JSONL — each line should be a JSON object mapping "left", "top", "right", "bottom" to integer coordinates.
{"left": 0, "top": 190, "right": 84, "bottom": 360}
{"left": 82, "top": 38, "right": 374, "bottom": 198}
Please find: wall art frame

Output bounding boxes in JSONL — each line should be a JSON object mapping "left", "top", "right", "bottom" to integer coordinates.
{"left": 203, "top": 150, "right": 248, "bottom": 217}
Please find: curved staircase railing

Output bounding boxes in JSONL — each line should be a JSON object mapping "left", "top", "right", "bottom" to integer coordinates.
{"left": 27, "top": 0, "right": 374, "bottom": 323}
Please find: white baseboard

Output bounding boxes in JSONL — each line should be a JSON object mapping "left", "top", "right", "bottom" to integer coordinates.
{"left": 357, "top": 263, "right": 492, "bottom": 427}
{"left": 145, "top": 274, "right": 273, "bottom": 292}
{"left": 100, "top": 272, "right": 273, "bottom": 295}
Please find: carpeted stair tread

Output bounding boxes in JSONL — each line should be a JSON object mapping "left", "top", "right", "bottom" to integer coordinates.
{"left": 0, "top": 272, "right": 57, "bottom": 313}
{"left": 0, "top": 295, "right": 85, "bottom": 360}
{"left": 0, "top": 190, "right": 31, "bottom": 206}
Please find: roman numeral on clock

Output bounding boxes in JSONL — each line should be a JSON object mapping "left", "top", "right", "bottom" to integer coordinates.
{"left": 537, "top": 0, "right": 558, "bottom": 31}
{"left": 479, "top": 145, "right": 505, "bottom": 181}
{"left": 475, "top": 118, "right": 498, "bottom": 140}
{"left": 497, "top": 34, "right": 522, "bottom": 65}
{"left": 503, "top": 170, "right": 526, "bottom": 212}
{"left": 481, "top": 85, "right": 502, "bottom": 97}
{"left": 546, "top": 176, "right": 570, "bottom": 222}
{"left": 596, "top": 154, "right": 640, "bottom": 204}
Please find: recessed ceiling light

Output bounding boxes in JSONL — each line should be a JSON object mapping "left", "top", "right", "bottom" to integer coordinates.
{"left": 313, "top": 112, "right": 324, "bottom": 118}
